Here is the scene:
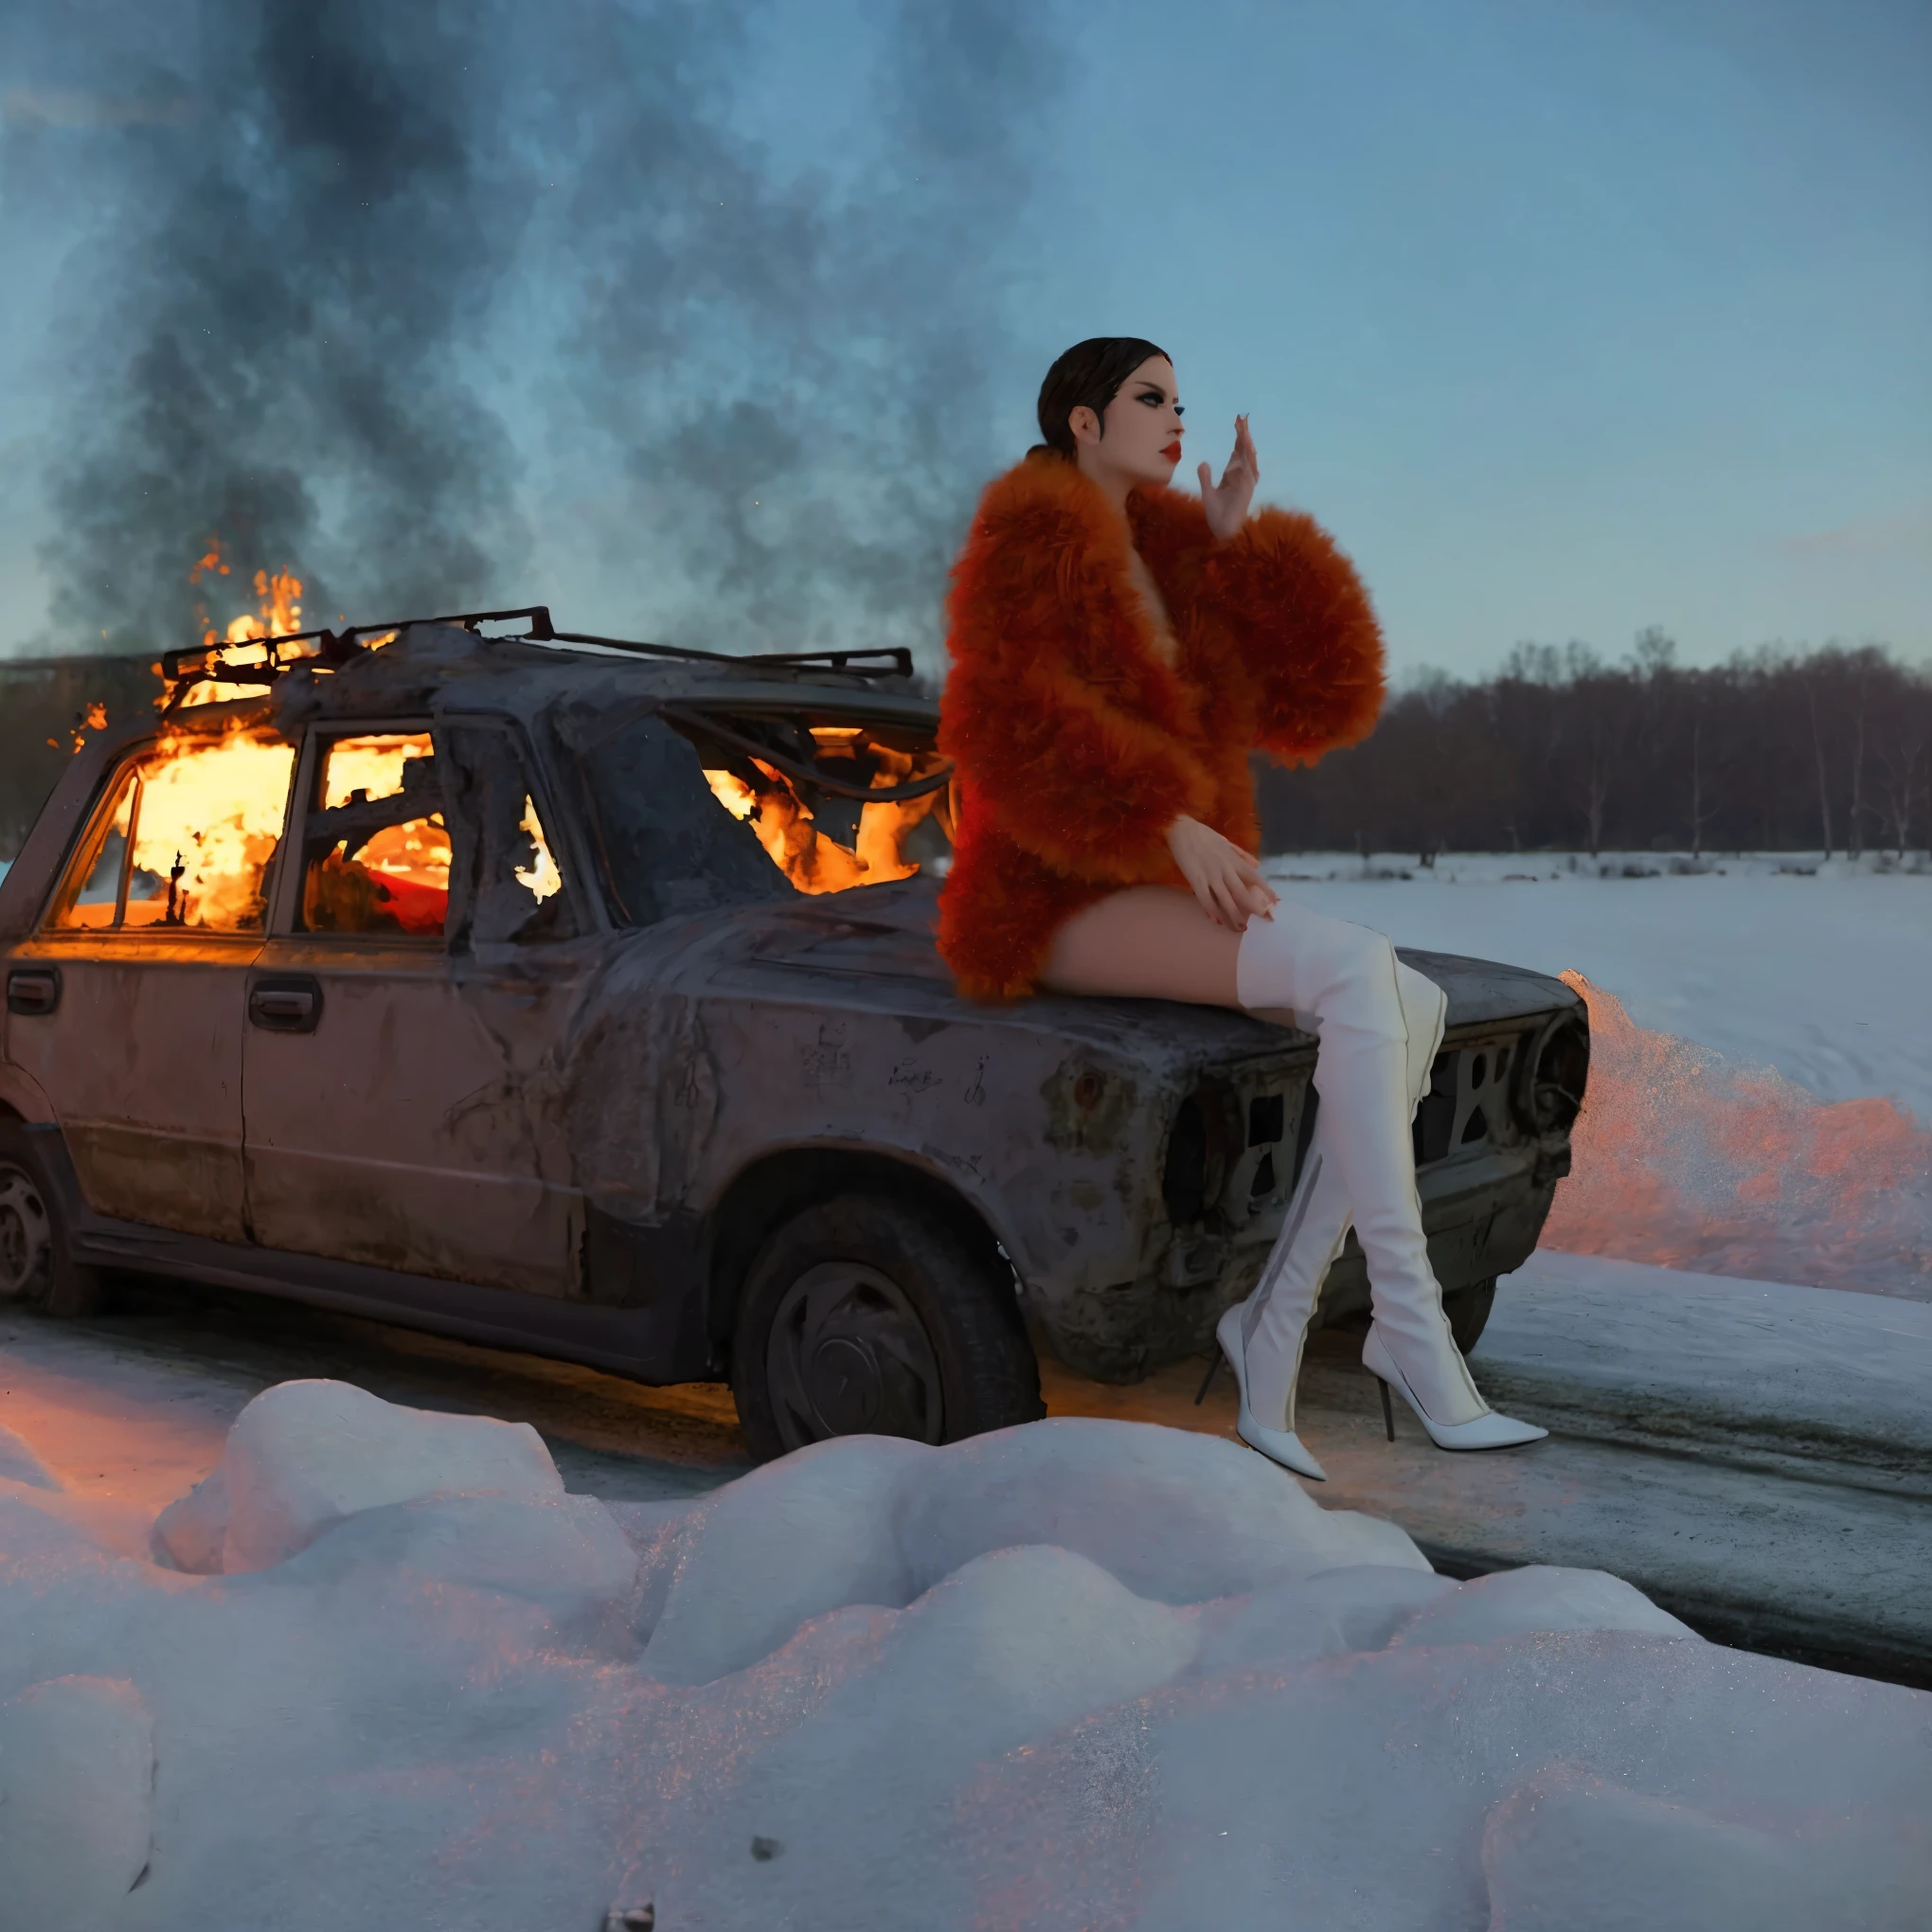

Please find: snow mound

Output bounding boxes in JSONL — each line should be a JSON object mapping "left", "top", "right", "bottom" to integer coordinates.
{"left": 1480, "top": 1762, "right": 1928, "bottom": 1932}
{"left": 1388, "top": 1563, "right": 1697, "bottom": 1647}
{"left": 152, "top": 1377, "right": 564, "bottom": 1573}
{"left": 2, "top": 1383, "right": 1926, "bottom": 1928}
{"left": 637, "top": 1418, "right": 1423, "bottom": 1682}
{"left": 0, "top": 1419, "right": 59, "bottom": 1491}
{"left": 0, "top": 1675, "right": 153, "bottom": 1931}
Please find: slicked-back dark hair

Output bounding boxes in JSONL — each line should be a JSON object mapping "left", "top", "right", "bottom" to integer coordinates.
{"left": 1033, "top": 336, "right": 1170, "bottom": 458}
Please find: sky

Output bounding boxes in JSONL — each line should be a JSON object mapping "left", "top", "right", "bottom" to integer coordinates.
{"left": 0, "top": 0, "right": 1925, "bottom": 680}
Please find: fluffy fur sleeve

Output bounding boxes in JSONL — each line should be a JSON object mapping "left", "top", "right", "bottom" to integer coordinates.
{"left": 1203, "top": 507, "right": 1386, "bottom": 763}
{"left": 939, "top": 463, "right": 1213, "bottom": 883}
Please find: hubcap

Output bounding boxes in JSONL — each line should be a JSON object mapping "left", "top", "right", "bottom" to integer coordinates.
{"left": 765, "top": 1261, "right": 944, "bottom": 1451}
{"left": 0, "top": 1166, "right": 52, "bottom": 1301}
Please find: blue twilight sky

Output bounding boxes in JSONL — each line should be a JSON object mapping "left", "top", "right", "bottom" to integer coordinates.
{"left": 0, "top": 0, "right": 1925, "bottom": 679}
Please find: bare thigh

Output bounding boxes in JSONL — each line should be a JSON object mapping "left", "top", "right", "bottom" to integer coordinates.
{"left": 1039, "top": 886, "right": 1243, "bottom": 1007}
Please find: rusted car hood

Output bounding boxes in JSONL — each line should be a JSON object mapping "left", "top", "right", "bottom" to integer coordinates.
{"left": 653, "top": 877, "right": 1578, "bottom": 1041}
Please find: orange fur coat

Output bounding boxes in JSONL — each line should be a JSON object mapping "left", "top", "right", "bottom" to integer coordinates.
{"left": 936, "top": 452, "right": 1385, "bottom": 1000}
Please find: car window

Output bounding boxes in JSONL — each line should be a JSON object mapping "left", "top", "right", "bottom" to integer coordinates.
{"left": 437, "top": 721, "right": 579, "bottom": 946}
{"left": 298, "top": 732, "right": 452, "bottom": 939}
{"left": 295, "top": 723, "right": 577, "bottom": 946}
{"left": 564, "top": 703, "right": 954, "bottom": 928}
{"left": 701, "top": 718, "right": 954, "bottom": 893}
{"left": 47, "top": 727, "right": 296, "bottom": 935}
{"left": 565, "top": 709, "right": 795, "bottom": 928}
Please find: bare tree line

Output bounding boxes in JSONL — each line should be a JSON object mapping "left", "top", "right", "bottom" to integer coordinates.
{"left": 0, "top": 655, "right": 165, "bottom": 860}
{"left": 1256, "top": 633, "right": 1932, "bottom": 861}
{"left": 6, "top": 635, "right": 1931, "bottom": 868}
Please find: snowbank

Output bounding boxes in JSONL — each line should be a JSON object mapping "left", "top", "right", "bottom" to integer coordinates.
{"left": 1262, "top": 855, "right": 1932, "bottom": 1297}
{"left": 1263, "top": 850, "right": 1932, "bottom": 1120}
{"left": 3, "top": 1379, "right": 1926, "bottom": 1927}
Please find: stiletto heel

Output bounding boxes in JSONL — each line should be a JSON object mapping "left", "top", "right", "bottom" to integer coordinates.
{"left": 1362, "top": 1324, "right": 1547, "bottom": 1452}
{"left": 1193, "top": 1352, "right": 1223, "bottom": 1405}
{"left": 1214, "top": 1306, "right": 1328, "bottom": 1480}
{"left": 1378, "top": 1375, "right": 1395, "bottom": 1442}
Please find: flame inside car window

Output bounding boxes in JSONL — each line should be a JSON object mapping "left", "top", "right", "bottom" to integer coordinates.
{"left": 514, "top": 796, "right": 562, "bottom": 903}
{"left": 303, "top": 734, "right": 452, "bottom": 938}
{"left": 322, "top": 732, "right": 435, "bottom": 810}
{"left": 118, "top": 729, "right": 295, "bottom": 932}
{"left": 700, "top": 724, "right": 952, "bottom": 897}
{"left": 49, "top": 728, "right": 296, "bottom": 934}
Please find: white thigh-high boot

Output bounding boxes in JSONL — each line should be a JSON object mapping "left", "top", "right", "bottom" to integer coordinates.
{"left": 1220, "top": 958, "right": 1444, "bottom": 1476}
{"left": 1225, "top": 905, "right": 1547, "bottom": 1457}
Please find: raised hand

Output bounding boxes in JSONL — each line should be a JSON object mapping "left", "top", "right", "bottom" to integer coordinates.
{"left": 1166, "top": 813, "right": 1279, "bottom": 928}
{"left": 1198, "top": 414, "right": 1260, "bottom": 541}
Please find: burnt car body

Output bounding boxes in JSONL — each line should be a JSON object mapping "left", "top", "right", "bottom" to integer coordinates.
{"left": 0, "top": 616, "right": 1588, "bottom": 1458}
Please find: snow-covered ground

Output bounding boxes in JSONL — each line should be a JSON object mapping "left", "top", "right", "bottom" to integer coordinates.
{"left": 1262, "top": 852, "right": 1932, "bottom": 1298}
{"left": 6, "top": 1378, "right": 1928, "bottom": 1929}
{"left": 1263, "top": 850, "right": 1930, "bottom": 1120}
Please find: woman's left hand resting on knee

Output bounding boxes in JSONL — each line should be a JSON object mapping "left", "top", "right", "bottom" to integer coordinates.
{"left": 1167, "top": 814, "right": 1279, "bottom": 928}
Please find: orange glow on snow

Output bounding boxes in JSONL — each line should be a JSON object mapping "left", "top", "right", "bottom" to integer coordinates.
{"left": 1544, "top": 971, "right": 1932, "bottom": 1292}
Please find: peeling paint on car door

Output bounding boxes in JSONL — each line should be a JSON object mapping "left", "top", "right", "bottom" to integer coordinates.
{"left": 240, "top": 722, "right": 590, "bottom": 1296}
{"left": 7, "top": 728, "right": 295, "bottom": 1240}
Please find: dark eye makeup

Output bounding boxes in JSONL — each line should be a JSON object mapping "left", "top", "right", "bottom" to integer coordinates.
{"left": 1136, "top": 389, "right": 1182, "bottom": 415}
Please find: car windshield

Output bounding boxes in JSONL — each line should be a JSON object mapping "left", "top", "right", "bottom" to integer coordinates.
{"left": 566, "top": 702, "right": 954, "bottom": 928}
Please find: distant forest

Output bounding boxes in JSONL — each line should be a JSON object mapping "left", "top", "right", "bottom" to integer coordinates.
{"left": 0, "top": 654, "right": 164, "bottom": 860}
{"left": 1255, "top": 633, "right": 1932, "bottom": 860}
{"left": 5, "top": 635, "right": 1930, "bottom": 865}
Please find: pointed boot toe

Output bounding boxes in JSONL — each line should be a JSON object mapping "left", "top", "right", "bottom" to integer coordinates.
{"left": 1215, "top": 1306, "right": 1328, "bottom": 1480}
{"left": 1235, "top": 1412, "right": 1330, "bottom": 1480}
{"left": 1362, "top": 1322, "right": 1547, "bottom": 1454}
{"left": 1411, "top": 1410, "right": 1548, "bottom": 1451}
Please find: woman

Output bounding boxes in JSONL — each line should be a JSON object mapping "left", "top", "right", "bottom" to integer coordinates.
{"left": 937, "top": 336, "right": 1545, "bottom": 1479}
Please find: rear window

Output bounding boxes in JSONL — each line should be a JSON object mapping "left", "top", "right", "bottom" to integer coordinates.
{"left": 566, "top": 704, "right": 953, "bottom": 928}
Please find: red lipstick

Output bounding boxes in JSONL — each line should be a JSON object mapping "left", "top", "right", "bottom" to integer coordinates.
{"left": 1162, "top": 441, "right": 1182, "bottom": 462}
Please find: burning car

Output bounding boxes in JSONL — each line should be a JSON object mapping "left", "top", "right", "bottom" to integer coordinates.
{"left": 0, "top": 612, "right": 1588, "bottom": 1459}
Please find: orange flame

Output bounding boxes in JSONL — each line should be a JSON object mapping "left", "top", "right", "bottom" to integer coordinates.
{"left": 46, "top": 700, "right": 109, "bottom": 756}
{"left": 178, "top": 539, "right": 308, "bottom": 707}
{"left": 1543, "top": 972, "right": 1932, "bottom": 1296}
{"left": 702, "top": 736, "right": 944, "bottom": 896}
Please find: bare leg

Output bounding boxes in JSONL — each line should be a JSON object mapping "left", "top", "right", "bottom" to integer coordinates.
{"left": 1041, "top": 886, "right": 1242, "bottom": 1005}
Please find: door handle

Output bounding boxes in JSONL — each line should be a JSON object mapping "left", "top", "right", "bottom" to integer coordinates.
{"left": 248, "top": 976, "right": 324, "bottom": 1034}
{"left": 6, "top": 967, "right": 61, "bottom": 1016}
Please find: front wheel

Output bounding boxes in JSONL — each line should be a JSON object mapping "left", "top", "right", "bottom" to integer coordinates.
{"left": 0, "top": 1123, "right": 109, "bottom": 1317}
{"left": 730, "top": 1193, "right": 1043, "bottom": 1462}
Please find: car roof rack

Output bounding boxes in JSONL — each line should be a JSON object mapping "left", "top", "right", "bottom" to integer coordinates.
{"left": 159, "top": 606, "right": 562, "bottom": 702}
{"left": 547, "top": 628, "right": 914, "bottom": 681}
{"left": 158, "top": 603, "right": 914, "bottom": 706}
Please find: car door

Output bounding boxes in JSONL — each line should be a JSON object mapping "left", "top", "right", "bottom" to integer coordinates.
{"left": 241, "top": 716, "right": 594, "bottom": 1297}
{"left": 4, "top": 718, "right": 297, "bottom": 1240}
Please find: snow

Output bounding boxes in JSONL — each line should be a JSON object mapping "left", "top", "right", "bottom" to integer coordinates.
{"left": 2, "top": 1381, "right": 1928, "bottom": 1926}
{"left": 1262, "top": 850, "right": 1932, "bottom": 1121}
{"left": 1260, "top": 852, "right": 1932, "bottom": 1297}
{"left": 155, "top": 1377, "right": 565, "bottom": 1573}
{"left": 0, "top": 1675, "right": 155, "bottom": 1932}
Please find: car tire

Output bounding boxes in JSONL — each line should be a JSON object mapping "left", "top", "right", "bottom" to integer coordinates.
{"left": 0, "top": 1123, "right": 110, "bottom": 1318}
{"left": 1445, "top": 1277, "right": 1495, "bottom": 1355}
{"left": 730, "top": 1192, "right": 1044, "bottom": 1462}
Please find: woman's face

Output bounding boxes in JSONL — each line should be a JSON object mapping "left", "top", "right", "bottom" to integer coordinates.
{"left": 1071, "top": 354, "right": 1184, "bottom": 492}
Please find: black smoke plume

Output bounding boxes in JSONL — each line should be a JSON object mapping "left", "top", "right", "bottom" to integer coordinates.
{"left": 5, "top": 1, "right": 1056, "bottom": 661}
